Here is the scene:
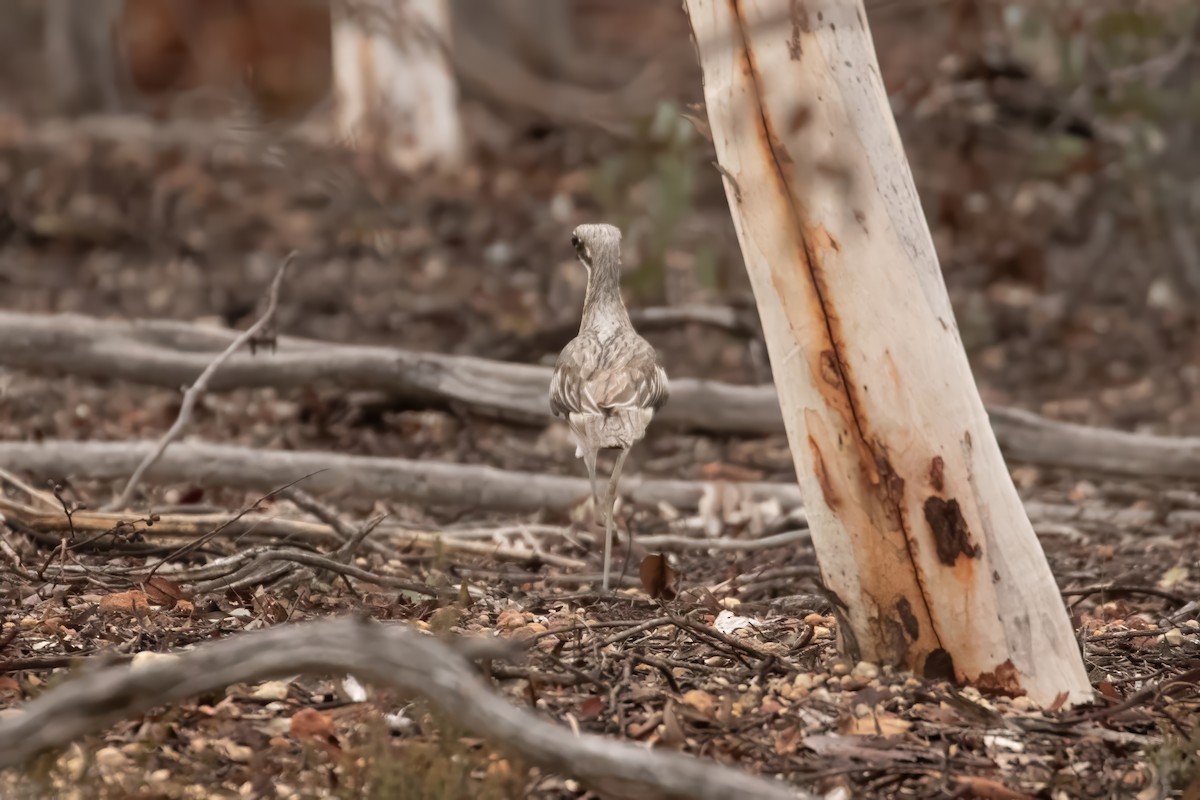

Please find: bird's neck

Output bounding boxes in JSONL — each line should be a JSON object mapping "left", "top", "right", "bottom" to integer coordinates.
{"left": 580, "top": 261, "right": 631, "bottom": 335}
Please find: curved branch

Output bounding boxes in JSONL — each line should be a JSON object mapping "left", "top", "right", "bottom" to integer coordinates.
{"left": 0, "top": 617, "right": 807, "bottom": 800}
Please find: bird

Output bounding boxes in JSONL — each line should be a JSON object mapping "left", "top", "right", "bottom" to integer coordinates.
{"left": 549, "top": 223, "right": 669, "bottom": 591}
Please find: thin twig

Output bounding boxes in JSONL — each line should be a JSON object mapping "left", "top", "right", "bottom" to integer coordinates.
{"left": 635, "top": 528, "right": 811, "bottom": 552}
{"left": 143, "top": 470, "right": 323, "bottom": 582}
{"left": 0, "top": 468, "right": 59, "bottom": 509}
{"left": 281, "top": 486, "right": 357, "bottom": 542}
{"left": 108, "top": 253, "right": 294, "bottom": 511}
{"left": 335, "top": 513, "right": 388, "bottom": 562}
{"left": 1062, "top": 584, "right": 1190, "bottom": 606}
{"left": 591, "top": 617, "right": 675, "bottom": 649}
{"left": 670, "top": 611, "right": 770, "bottom": 661}
{"left": 1086, "top": 628, "right": 1173, "bottom": 642}
{"left": 207, "top": 547, "right": 438, "bottom": 596}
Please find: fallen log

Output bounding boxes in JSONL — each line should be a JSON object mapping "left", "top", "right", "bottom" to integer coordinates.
{"left": 2, "top": 312, "right": 1198, "bottom": 479}
{"left": 0, "top": 311, "right": 790, "bottom": 433}
{"left": 0, "top": 617, "right": 806, "bottom": 799}
{"left": 0, "top": 439, "right": 804, "bottom": 513}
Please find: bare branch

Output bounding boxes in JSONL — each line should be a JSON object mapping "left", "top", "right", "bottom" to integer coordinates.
{"left": 0, "top": 617, "right": 807, "bottom": 800}
{"left": 108, "top": 256, "right": 294, "bottom": 510}
{"left": 0, "top": 439, "right": 805, "bottom": 514}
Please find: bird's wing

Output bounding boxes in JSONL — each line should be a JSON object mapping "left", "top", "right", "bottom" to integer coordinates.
{"left": 551, "top": 336, "right": 669, "bottom": 416}
{"left": 549, "top": 337, "right": 594, "bottom": 417}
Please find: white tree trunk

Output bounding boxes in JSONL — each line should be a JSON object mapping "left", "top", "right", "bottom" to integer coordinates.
{"left": 683, "top": 0, "right": 1092, "bottom": 707}
{"left": 332, "top": 0, "right": 462, "bottom": 171}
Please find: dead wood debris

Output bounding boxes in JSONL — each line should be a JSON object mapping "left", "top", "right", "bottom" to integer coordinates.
{"left": 6, "top": 312, "right": 1200, "bottom": 480}
{"left": 1, "top": 470, "right": 1197, "bottom": 798}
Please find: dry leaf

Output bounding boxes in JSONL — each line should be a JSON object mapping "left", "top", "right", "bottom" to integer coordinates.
{"left": 290, "top": 708, "right": 339, "bottom": 750}
{"left": 713, "top": 609, "right": 753, "bottom": 635}
{"left": 342, "top": 675, "right": 367, "bottom": 703}
{"left": 639, "top": 553, "right": 678, "bottom": 600}
{"left": 0, "top": 676, "right": 20, "bottom": 700}
{"left": 951, "top": 776, "right": 1035, "bottom": 800}
{"left": 659, "top": 699, "right": 687, "bottom": 749}
{"left": 98, "top": 591, "right": 150, "bottom": 614}
{"left": 144, "top": 577, "right": 191, "bottom": 609}
{"left": 680, "top": 689, "right": 715, "bottom": 719}
{"left": 1160, "top": 565, "right": 1189, "bottom": 588}
{"left": 578, "top": 696, "right": 605, "bottom": 719}
{"left": 496, "top": 609, "right": 527, "bottom": 631}
{"left": 486, "top": 758, "right": 513, "bottom": 783}
{"left": 774, "top": 725, "right": 803, "bottom": 755}
{"left": 696, "top": 586, "right": 724, "bottom": 615}
{"left": 627, "top": 712, "right": 662, "bottom": 739}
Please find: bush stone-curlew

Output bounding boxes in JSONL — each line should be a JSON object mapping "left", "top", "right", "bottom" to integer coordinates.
{"left": 549, "top": 223, "right": 669, "bottom": 590}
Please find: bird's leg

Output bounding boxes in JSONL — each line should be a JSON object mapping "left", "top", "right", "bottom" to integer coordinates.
{"left": 601, "top": 447, "right": 631, "bottom": 592}
{"left": 582, "top": 444, "right": 601, "bottom": 525}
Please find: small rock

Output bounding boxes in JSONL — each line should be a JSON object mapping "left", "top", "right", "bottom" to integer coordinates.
{"left": 810, "top": 687, "right": 834, "bottom": 704}
{"left": 251, "top": 681, "right": 291, "bottom": 701}
{"left": 714, "top": 609, "right": 754, "bottom": 634}
{"left": 793, "top": 673, "right": 816, "bottom": 691}
{"left": 1164, "top": 628, "right": 1185, "bottom": 647}
{"left": 831, "top": 662, "right": 851, "bottom": 677}
{"left": 130, "top": 651, "right": 180, "bottom": 672}
{"left": 94, "top": 746, "right": 130, "bottom": 777}
{"left": 1011, "top": 695, "right": 1039, "bottom": 712}
{"left": 851, "top": 662, "right": 880, "bottom": 682}
{"left": 211, "top": 738, "right": 254, "bottom": 763}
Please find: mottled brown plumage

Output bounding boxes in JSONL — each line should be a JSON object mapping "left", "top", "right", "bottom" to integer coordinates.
{"left": 550, "top": 223, "right": 669, "bottom": 590}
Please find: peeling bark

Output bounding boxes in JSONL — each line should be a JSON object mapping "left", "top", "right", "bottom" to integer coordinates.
{"left": 683, "top": 0, "right": 1091, "bottom": 706}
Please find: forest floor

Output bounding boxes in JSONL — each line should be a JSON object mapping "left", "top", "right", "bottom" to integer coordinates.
{"left": 1, "top": 24, "right": 1200, "bottom": 799}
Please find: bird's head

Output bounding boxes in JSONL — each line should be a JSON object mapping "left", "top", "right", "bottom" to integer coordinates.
{"left": 570, "top": 223, "right": 622, "bottom": 273}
